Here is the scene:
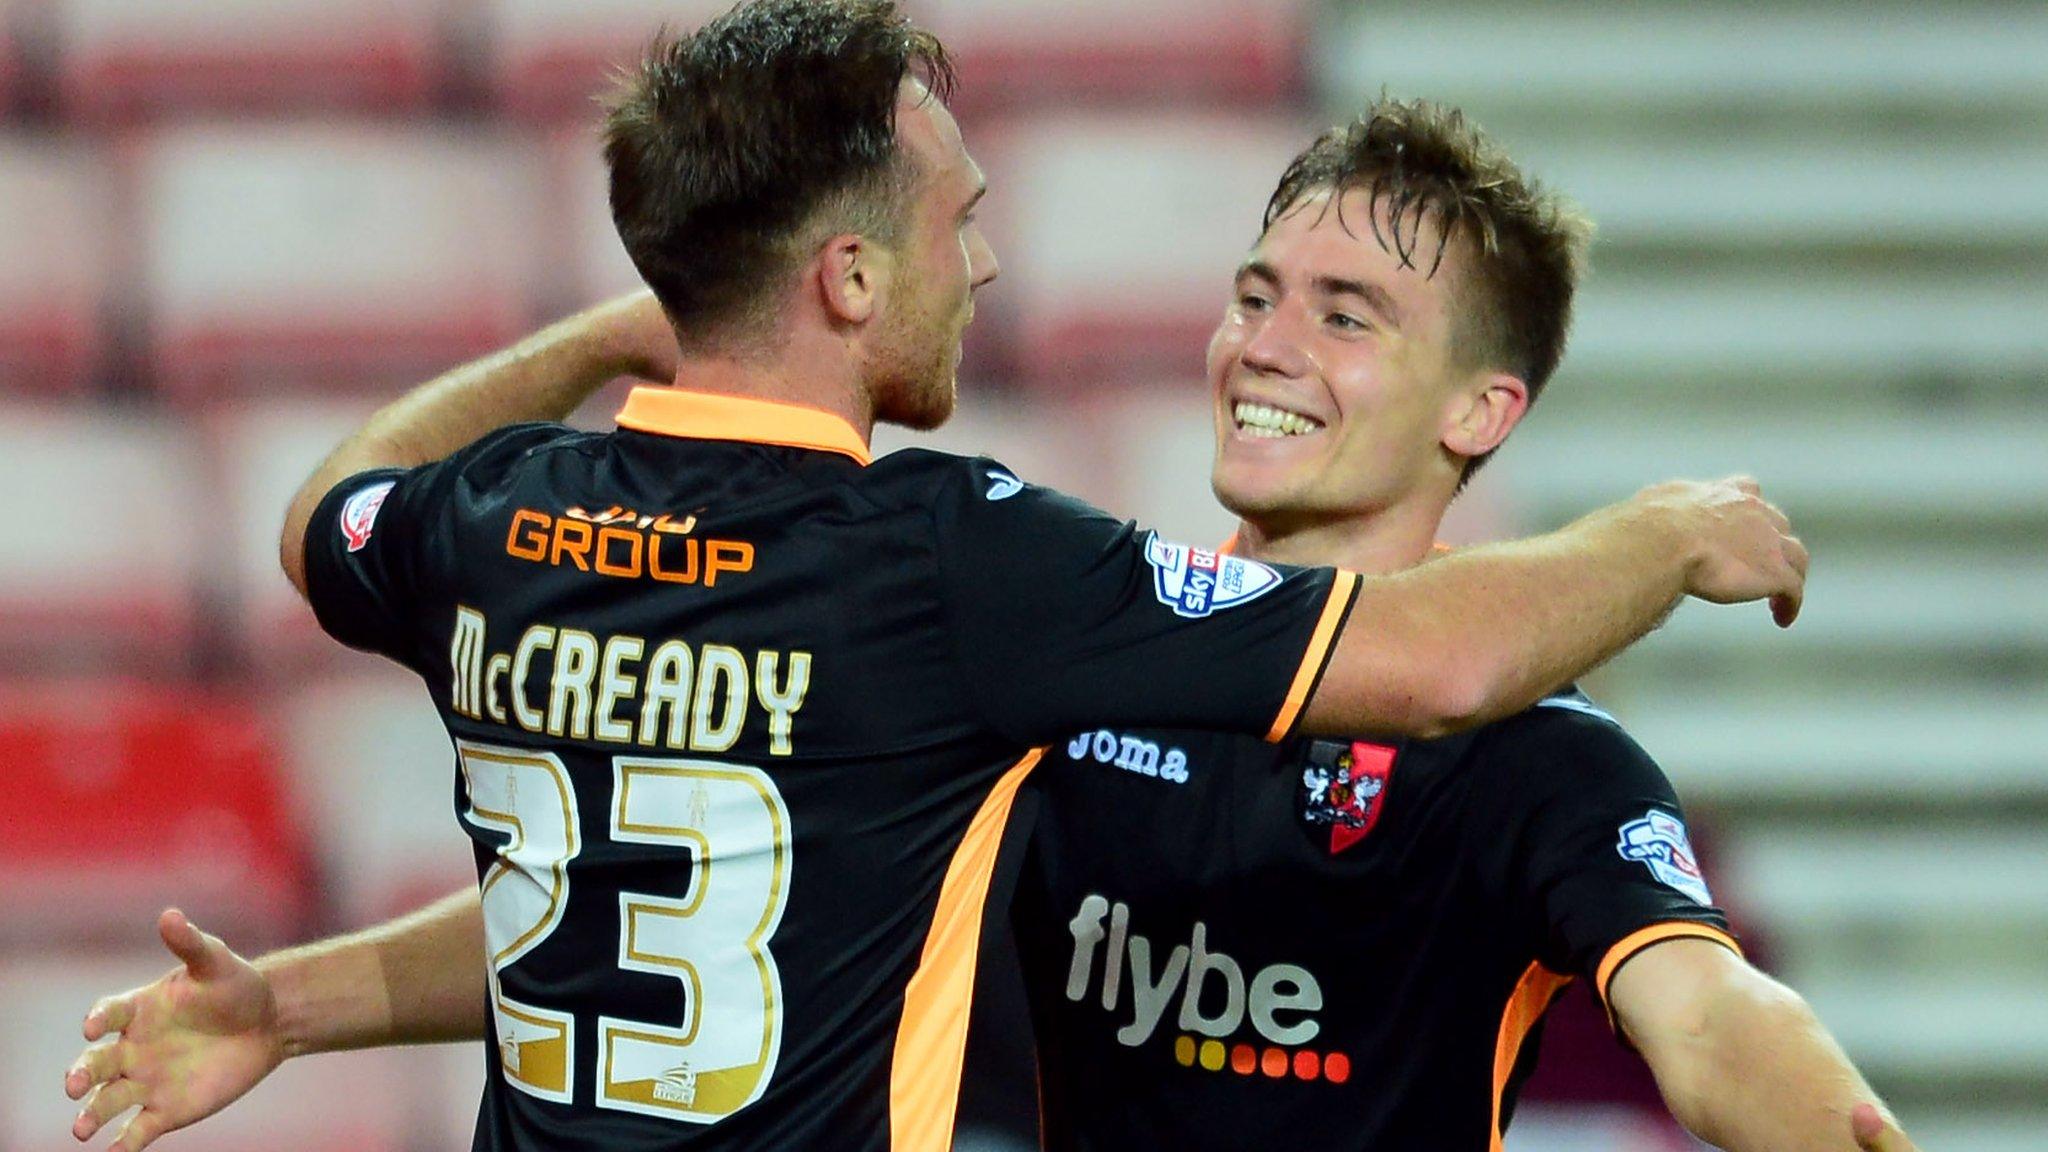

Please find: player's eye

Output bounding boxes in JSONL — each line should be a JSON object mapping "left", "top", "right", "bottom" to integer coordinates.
{"left": 1327, "top": 312, "right": 1370, "bottom": 334}
{"left": 1237, "top": 293, "right": 1273, "bottom": 312}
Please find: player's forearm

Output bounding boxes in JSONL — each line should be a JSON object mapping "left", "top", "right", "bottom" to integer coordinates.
{"left": 1303, "top": 499, "right": 1691, "bottom": 738}
{"left": 280, "top": 291, "right": 676, "bottom": 594}
{"left": 1642, "top": 968, "right": 1893, "bottom": 1151}
{"left": 258, "top": 889, "right": 487, "bottom": 1058}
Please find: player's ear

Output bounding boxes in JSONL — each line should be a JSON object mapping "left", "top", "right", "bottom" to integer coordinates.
{"left": 1442, "top": 371, "right": 1529, "bottom": 461}
{"left": 816, "top": 234, "right": 888, "bottom": 327}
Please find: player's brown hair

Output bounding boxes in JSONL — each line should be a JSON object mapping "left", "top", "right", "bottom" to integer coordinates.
{"left": 1265, "top": 97, "right": 1593, "bottom": 478}
{"left": 602, "top": 0, "right": 955, "bottom": 350}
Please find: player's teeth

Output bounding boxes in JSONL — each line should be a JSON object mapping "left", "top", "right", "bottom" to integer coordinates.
{"left": 1233, "top": 402, "right": 1324, "bottom": 437}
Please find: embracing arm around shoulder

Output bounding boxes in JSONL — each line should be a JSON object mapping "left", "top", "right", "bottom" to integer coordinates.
{"left": 1299, "top": 477, "right": 1808, "bottom": 740}
{"left": 280, "top": 291, "right": 678, "bottom": 597}
{"left": 1609, "top": 938, "right": 1918, "bottom": 1152}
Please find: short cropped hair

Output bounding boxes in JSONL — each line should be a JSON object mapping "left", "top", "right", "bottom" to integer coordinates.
{"left": 1266, "top": 98, "right": 1594, "bottom": 477}
{"left": 603, "top": 0, "right": 955, "bottom": 349}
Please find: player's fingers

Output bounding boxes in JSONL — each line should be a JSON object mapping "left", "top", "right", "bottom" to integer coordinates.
{"left": 1754, "top": 496, "right": 1792, "bottom": 537}
{"left": 65, "top": 1041, "right": 127, "bottom": 1100}
{"left": 82, "top": 994, "right": 135, "bottom": 1042}
{"left": 109, "top": 1107, "right": 171, "bottom": 1152}
{"left": 1852, "top": 1102, "right": 1916, "bottom": 1151}
{"left": 1724, "top": 474, "right": 1761, "bottom": 497}
{"left": 157, "top": 909, "right": 218, "bottom": 979}
{"left": 72, "top": 1078, "right": 144, "bottom": 1142}
{"left": 1783, "top": 533, "right": 1810, "bottom": 580}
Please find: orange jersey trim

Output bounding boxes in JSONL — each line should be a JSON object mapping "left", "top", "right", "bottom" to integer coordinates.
{"left": 1595, "top": 922, "right": 1744, "bottom": 1009}
{"left": 888, "top": 749, "right": 1043, "bottom": 1152}
{"left": 1489, "top": 962, "right": 1573, "bottom": 1152}
{"left": 1265, "top": 570, "right": 1362, "bottom": 742}
{"left": 615, "top": 386, "right": 873, "bottom": 464}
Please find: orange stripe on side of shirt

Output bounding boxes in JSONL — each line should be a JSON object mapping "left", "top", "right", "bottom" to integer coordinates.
{"left": 1595, "top": 922, "right": 1743, "bottom": 1009}
{"left": 1490, "top": 961, "right": 1574, "bottom": 1152}
{"left": 888, "top": 748, "right": 1043, "bottom": 1152}
{"left": 1265, "top": 570, "right": 1361, "bottom": 742}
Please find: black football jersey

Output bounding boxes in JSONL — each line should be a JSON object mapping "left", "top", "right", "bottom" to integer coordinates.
{"left": 1014, "top": 691, "right": 1738, "bottom": 1152}
{"left": 301, "top": 388, "right": 1361, "bottom": 1152}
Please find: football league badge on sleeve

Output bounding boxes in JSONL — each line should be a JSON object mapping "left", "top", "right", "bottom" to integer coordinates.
{"left": 340, "top": 480, "right": 396, "bottom": 553}
{"left": 1616, "top": 809, "right": 1714, "bottom": 905}
{"left": 1144, "top": 533, "right": 1282, "bottom": 618}
{"left": 1301, "top": 741, "right": 1397, "bottom": 855}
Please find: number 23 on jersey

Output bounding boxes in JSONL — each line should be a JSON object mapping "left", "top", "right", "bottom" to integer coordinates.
{"left": 456, "top": 740, "right": 793, "bottom": 1124}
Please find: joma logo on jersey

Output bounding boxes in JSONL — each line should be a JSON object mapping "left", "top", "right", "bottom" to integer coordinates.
{"left": 506, "top": 507, "right": 754, "bottom": 587}
{"left": 1066, "top": 729, "right": 1190, "bottom": 784}
{"left": 1063, "top": 896, "right": 1349, "bottom": 1083}
{"left": 1144, "top": 535, "right": 1282, "bottom": 618}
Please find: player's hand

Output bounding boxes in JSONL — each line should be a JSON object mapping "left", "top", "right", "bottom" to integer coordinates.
{"left": 594, "top": 289, "right": 682, "bottom": 383}
{"left": 1852, "top": 1103, "right": 1920, "bottom": 1151}
{"left": 1631, "top": 475, "right": 1808, "bottom": 627}
{"left": 64, "top": 909, "right": 286, "bottom": 1152}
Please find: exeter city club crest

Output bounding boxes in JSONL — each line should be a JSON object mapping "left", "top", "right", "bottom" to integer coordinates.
{"left": 1301, "top": 741, "right": 1397, "bottom": 855}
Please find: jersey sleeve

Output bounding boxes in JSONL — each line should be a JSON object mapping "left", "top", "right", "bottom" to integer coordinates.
{"left": 931, "top": 457, "right": 1360, "bottom": 747}
{"left": 301, "top": 423, "right": 570, "bottom": 670}
{"left": 1484, "top": 698, "right": 1741, "bottom": 1014}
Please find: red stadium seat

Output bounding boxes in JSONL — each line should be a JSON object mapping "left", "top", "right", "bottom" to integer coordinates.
{"left": 0, "top": 139, "right": 114, "bottom": 397}
{"left": 976, "top": 112, "right": 1309, "bottom": 387}
{"left": 0, "top": 683, "right": 314, "bottom": 950}
{"left": 0, "top": 2, "right": 19, "bottom": 115}
{"left": 921, "top": 0, "right": 1308, "bottom": 110}
{"left": 482, "top": 0, "right": 733, "bottom": 122}
{"left": 0, "top": 406, "right": 206, "bottom": 667}
{"left": 137, "top": 125, "right": 548, "bottom": 402}
{"left": 0, "top": 954, "right": 412, "bottom": 1152}
{"left": 52, "top": 0, "right": 445, "bottom": 121}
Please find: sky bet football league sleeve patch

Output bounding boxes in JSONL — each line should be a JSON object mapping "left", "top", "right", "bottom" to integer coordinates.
{"left": 340, "top": 480, "right": 397, "bottom": 553}
{"left": 1144, "top": 533, "right": 1283, "bottom": 618}
{"left": 1616, "top": 809, "right": 1714, "bottom": 905}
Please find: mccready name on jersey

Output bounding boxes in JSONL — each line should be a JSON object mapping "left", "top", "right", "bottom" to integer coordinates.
{"left": 447, "top": 606, "right": 812, "bottom": 756}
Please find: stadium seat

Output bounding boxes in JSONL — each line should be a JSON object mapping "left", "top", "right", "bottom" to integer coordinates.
{"left": 0, "top": 683, "right": 314, "bottom": 950}
{"left": 52, "top": 0, "right": 445, "bottom": 121}
{"left": 0, "top": 1, "right": 18, "bottom": 115}
{"left": 0, "top": 138, "right": 113, "bottom": 397}
{"left": 0, "top": 954, "right": 410, "bottom": 1152}
{"left": 278, "top": 671, "right": 477, "bottom": 925}
{"left": 976, "top": 112, "right": 1308, "bottom": 387}
{"left": 481, "top": 0, "right": 733, "bottom": 122}
{"left": 545, "top": 126, "right": 645, "bottom": 312}
{"left": 203, "top": 398, "right": 374, "bottom": 666}
{"left": 921, "top": 0, "right": 1307, "bottom": 109}
{"left": 0, "top": 406, "right": 205, "bottom": 667}
{"left": 137, "top": 125, "right": 548, "bottom": 401}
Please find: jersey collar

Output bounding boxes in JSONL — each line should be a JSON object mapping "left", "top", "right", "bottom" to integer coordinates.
{"left": 615, "top": 386, "right": 872, "bottom": 465}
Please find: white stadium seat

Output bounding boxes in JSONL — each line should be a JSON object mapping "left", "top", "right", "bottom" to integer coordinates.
{"left": 137, "top": 125, "right": 548, "bottom": 401}
{"left": 0, "top": 406, "right": 205, "bottom": 666}
{"left": 977, "top": 112, "right": 1309, "bottom": 387}
{"left": 202, "top": 398, "right": 376, "bottom": 665}
{"left": 279, "top": 672, "right": 477, "bottom": 925}
{"left": 920, "top": 0, "right": 1306, "bottom": 108}
{"left": 0, "top": 138, "right": 113, "bottom": 396}
{"left": 53, "top": 0, "right": 445, "bottom": 120}
{"left": 481, "top": 0, "right": 733, "bottom": 122}
{"left": 546, "top": 126, "right": 647, "bottom": 312}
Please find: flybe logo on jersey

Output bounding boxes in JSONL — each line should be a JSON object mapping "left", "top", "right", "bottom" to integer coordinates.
{"left": 1066, "top": 729, "right": 1190, "bottom": 784}
{"left": 1065, "top": 895, "right": 1352, "bottom": 1085}
{"left": 1144, "top": 534, "right": 1282, "bottom": 619}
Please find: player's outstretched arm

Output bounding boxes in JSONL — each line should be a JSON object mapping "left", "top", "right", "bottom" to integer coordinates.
{"left": 1299, "top": 476, "right": 1807, "bottom": 739}
{"left": 1609, "top": 938, "right": 1918, "bottom": 1152}
{"left": 66, "top": 894, "right": 486, "bottom": 1152}
{"left": 279, "top": 290, "right": 680, "bottom": 596}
